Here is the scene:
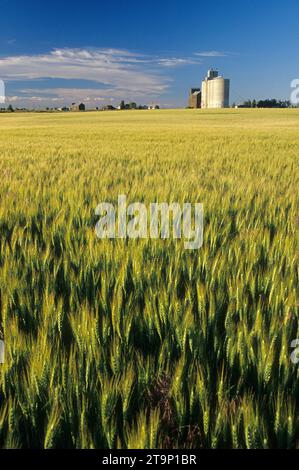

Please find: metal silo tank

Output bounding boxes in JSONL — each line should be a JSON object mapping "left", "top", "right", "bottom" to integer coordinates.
{"left": 209, "top": 77, "right": 230, "bottom": 108}
{"left": 201, "top": 79, "right": 208, "bottom": 108}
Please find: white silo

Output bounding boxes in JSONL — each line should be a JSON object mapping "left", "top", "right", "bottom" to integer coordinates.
{"left": 201, "top": 70, "right": 230, "bottom": 109}
{"left": 201, "top": 79, "right": 208, "bottom": 108}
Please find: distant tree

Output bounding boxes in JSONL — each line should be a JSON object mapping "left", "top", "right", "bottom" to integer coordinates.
{"left": 243, "top": 100, "right": 252, "bottom": 108}
{"left": 7, "top": 104, "right": 14, "bottom": 112}
{"left": 257, "top": 99, "right": 278, "bottom": 108}
{"left": 239, "top": 98, "right": 291, "bottom": 109}
{"left": 280, "top": 100, "right": 291, "bottom": 108}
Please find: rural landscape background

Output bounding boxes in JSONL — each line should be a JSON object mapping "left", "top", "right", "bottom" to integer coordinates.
{"left": 0, "top": 109, "right": 298, "bottom": 448}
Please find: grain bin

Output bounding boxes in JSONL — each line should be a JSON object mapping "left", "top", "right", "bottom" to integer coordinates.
{"left": 201, "top": 70, "right": 230, "bottom": 108}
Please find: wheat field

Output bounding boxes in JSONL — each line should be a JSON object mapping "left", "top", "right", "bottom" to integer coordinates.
{"left": 0, "top": 109, "right": 298, "bottom": 448}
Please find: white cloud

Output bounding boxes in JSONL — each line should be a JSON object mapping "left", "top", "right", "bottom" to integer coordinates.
{"left": 157, "top": 57, "right": 201, "bottom": 67}
{"left": 194, "top": 51, "right": 228, "bottom": 57}
{"left": 0, "top": 79, "right": 4, "bottom": 104}
{"left": 0, "top": 48, "right": 169, "bottom": 98}
{"left": 10, "top": 85, "right": 162, "bottom": 105}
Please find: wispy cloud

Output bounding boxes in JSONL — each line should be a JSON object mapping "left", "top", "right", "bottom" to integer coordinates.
{"left": 10, "top": 85, "right": 160, "bottom": 103}
{"left": 0, "top": 47, "right": 203, "bottom": 105}
{"left": 157, "top": 57, "right": 201, "bottom": 67}
{"left": 0, "top": 48, "right": 167, "bottom": 93}
{"left": 194, "top": 50, "right": 228, "bottom": 57}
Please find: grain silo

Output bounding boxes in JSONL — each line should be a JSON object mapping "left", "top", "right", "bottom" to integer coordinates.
{"left": 201, "top": 69, "right": 230, "bottom": 109}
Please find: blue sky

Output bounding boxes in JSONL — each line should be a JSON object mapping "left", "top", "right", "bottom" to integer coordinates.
{"left": 0, "top": 0, "right": 298, "bottom": 107}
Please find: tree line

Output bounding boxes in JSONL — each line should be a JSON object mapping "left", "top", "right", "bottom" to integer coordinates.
{"left": 236, "top": 99, "right": 293, "bottom": 108}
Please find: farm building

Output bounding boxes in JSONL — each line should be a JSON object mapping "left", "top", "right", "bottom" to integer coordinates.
{"left": 188, "top": 88, "right": 201, "bottom": 108}
{"left": 71, "top": 102, "right": 86, "bottom": 111}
